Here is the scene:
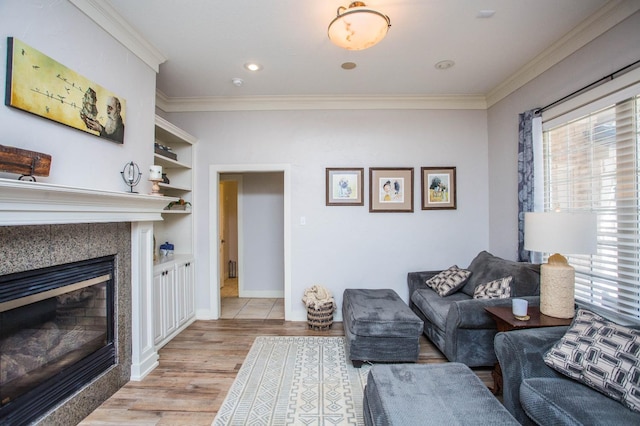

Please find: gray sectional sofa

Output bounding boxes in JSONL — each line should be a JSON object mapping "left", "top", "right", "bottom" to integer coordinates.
{"left": 408, "top": 251, "right": 541, "bottom": 367}
{"left": 495, "top": 316, "right": 640, "bottom": 425}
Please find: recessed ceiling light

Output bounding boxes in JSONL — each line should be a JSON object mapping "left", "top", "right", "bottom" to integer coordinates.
{"left": 435, "top": 60, "right": 455, "bottom": 70}
{"left": 244, "top": 62, "right": 263, "bottom": 72}
{"left": 341, "top": 62, "right": 357, "bottom": 70}
{"left": 477, "top": 10, "right": 496, "bottom": 18}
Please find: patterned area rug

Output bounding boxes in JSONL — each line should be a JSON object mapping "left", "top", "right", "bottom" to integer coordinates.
{"left": 213, "top": 336, "right": 370, "bottom": 425}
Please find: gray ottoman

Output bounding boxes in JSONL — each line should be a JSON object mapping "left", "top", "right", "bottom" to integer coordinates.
{"left": 342, "top": 288, "right": 423, "bottom": 367}
{"left": 363, "top": 363, "right": 519, "bottom": 425}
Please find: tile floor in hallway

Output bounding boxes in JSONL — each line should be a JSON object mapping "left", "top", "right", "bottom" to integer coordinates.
{"left": 220, "top": 278, "right": 284, "bottom": 319}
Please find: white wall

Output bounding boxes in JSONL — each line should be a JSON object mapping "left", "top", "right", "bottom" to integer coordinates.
{"left": 169, "top": 108, "right": 489, "bottom": 321}
{"left": 487, "top": 11, "right": 640, "bottom": 260}
{"left": 241, "top": 172, "right": 284, "bottom": 297}
{"left": 0, "top": 1, "right": 156, "bottom": 192}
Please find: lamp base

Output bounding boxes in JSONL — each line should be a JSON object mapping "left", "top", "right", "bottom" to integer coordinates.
{"left": 540, "top": 254, "right": 575, "bottom": 318}
{"left": 150, "top": 179, "right": 162, "bottom": 196}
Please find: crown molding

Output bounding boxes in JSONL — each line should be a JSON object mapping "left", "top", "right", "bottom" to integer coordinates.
{"left": 69, "top": 0, "right": 167, "bottom": 72}
{"left": 155, "top": 93, "right": 487, "bottom": 112}
{"left": 75, "top": 0, "right": 638, "bottom": 111}
{"left": 486, "top": 0, "right": 640, "bottom": 108}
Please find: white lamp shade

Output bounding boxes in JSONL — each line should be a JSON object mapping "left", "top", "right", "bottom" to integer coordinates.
{"left": 328, "top": 4, "right": 390, "bottom": 50}
{"left": 524, "top": 212, "right": 597, "bottom": 255}
{"left": 149, "top": 165, "right": 162, "bottom": 180}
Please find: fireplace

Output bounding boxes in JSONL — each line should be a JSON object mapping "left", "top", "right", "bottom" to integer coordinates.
{"left": 0, "top": 256, "right": 116, "bottom": 425}
{"left": 0, "top": 179, "right": 169, "bottom": 424}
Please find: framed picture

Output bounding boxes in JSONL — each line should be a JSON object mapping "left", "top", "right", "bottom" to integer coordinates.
{"left": 421, "top": 167, "right": 457, "bottom": 210}
{"left": 326, "top": 168, "right": 364, "bottom": 206}
{"left": 5, "top": 37, "right": 126, "bottom": 144}
{"left": 369, "top": 167, "right": 414, "bottom": 212}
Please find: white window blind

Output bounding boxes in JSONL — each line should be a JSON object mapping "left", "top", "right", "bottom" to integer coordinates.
{"left": 541, "top": 85, "right": 640, "bottom": 321}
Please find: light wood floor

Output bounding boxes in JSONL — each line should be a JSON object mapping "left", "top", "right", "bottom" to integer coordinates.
{"left": 80, "top": 319, "right": 494, "bottom": 425}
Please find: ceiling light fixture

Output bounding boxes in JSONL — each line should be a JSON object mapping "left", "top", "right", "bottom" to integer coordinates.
{"left": 328, "top": 2, "right": 391, "bottom": 51}
{"left": 244, "top": 62, "right": 262, "bottom": 72}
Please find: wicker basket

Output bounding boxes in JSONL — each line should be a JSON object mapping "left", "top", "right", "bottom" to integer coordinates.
{"left": 306, "top": 302, "right": 335, "bottom": 330}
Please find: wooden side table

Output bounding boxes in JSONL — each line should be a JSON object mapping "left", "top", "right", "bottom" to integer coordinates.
{"left": 485, "top": 305, "right": 572, "bottom": 395}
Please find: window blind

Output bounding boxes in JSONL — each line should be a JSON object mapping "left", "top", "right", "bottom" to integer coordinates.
{"left": 541, "top": 90, "right": 640, "bottom": 320}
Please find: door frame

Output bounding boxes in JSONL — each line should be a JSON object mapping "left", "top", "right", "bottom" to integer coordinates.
{"left": 209, "top": 164, "right": 291, "bottom": 320}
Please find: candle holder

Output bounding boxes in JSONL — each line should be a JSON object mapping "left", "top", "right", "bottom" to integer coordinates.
{"left": 121, "top": 161, "right": 141, "bottom": 193}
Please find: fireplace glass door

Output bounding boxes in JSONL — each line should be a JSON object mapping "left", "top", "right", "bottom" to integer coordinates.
{"left": 0, "top": 256, "right": 115, "bottom": 424}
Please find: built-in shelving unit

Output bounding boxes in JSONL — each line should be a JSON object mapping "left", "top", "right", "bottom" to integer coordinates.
{"left": 153, "top": 115, "right": 196, "bottom": 257}
{"left": 152, "top": 115, "right": 197, "bottom": 353}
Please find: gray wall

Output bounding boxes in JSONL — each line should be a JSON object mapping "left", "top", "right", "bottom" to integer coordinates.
{"left": 172, "top": 108, "right": 489, "bottom": 320}
{"left": 0, "top": 0, "right": 156, "bottom": 192}
{"left": 487, "top": 11, "right": 640, "bottom": 260}
{"left": 242, "top": 172, "right": 284, "bottom": 296}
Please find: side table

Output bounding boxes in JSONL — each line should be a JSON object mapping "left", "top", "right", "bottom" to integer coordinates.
{"left": 485, "top": 305, "right": 572, "bottom": 395}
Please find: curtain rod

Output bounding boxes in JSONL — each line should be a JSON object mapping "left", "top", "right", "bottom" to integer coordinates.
{"left": 535, "top": 59, "right": 640, "bottom": 115}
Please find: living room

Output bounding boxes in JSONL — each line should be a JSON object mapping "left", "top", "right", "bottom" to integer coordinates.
{"left": 1, "top": 1, "right": 640, "bottom": 425}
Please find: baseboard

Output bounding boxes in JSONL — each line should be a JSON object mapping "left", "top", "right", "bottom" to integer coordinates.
{"left": 130, "top": 353, "right": 159, "bottom": 381}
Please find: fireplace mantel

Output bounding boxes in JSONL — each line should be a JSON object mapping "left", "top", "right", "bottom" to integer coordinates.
{"left": 0, "top": 178, "right": 175, "bottom": 226}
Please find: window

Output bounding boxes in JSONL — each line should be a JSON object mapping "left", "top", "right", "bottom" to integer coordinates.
{"left": 541, "top": 89, "right": 640, "bottom": 320}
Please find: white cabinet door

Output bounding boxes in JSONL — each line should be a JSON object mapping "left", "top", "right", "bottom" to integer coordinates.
{"left": 176, "top": 260, "right": 195, "bottom": 327}
{"left": 185, "top": 260, "right": 195, "bottom": 319}
{"left": 176, "top": 262, "right": 188, "bottom": 326}
{"left": 152, "top": 270, "right": 165, "bottom": 345}
{"left": 153, "top": 257, "right": 195, "bottom": 350}
{"left": 164, "top": 266, "right": 177, "bottom": 337}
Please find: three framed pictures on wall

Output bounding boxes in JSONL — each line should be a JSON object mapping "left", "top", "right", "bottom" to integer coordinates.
{"left": 326, "top": 166, "right": 456, "bottom": 212}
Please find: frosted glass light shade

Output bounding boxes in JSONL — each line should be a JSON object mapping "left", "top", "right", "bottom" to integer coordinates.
{"left": 328, "top": 2, "right": 391, "bottom": 51}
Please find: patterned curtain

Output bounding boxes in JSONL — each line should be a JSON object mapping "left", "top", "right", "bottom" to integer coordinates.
{"left": 517, "top": 109, "right": 541, "bottom": 262}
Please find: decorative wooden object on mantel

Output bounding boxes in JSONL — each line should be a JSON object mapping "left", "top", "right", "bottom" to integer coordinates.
{"left": 0, "top": 144, "right": 51, "bottom": 180}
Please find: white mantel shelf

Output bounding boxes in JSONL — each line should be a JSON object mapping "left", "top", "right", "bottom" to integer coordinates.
{"left": 0, "top": 178, "right": 177, "bottom": 226}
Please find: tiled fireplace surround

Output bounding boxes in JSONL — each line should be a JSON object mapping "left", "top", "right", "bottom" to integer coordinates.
{"left": 0, "top": 179, "right": 170, "bottom": 424}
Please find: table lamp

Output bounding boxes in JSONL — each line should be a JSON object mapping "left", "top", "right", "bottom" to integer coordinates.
{"left": 524, "top": 212, "right": 597, "bottom": 318}
{"left": 149, "top": 165, "right": 163, "bottom": 196}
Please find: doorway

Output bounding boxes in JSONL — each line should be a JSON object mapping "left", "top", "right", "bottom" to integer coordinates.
{"left": 215, "top": 169, "right": 288, "bottom": 319}
{"left": 219, "top": 177, "right": 239, "bottom": 298}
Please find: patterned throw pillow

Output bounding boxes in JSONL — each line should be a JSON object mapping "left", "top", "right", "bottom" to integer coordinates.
{"left": 426, "top": 265, "right": 471, "bottom": 297}
{"left": 473, "top": 276, "right": 512, "bottom": 299}
{"left": 544, "top": 309, "right": 640, "bottom": 413}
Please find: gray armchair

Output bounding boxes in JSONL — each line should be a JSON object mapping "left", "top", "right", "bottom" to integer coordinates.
{"left": 495, "top": 326, "right": 640, "bottom": 425}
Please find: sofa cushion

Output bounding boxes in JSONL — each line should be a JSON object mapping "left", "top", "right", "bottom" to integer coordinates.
{"left": 521, "top": 377, "right": 640, "bottom": 425}
{"left": 473, "top": 276, "right": 512, "bottom": 299}
{"left": 426, "top": 265, "right": 471, "bottom": 297}
{"left": 411, "top": 288, "right": 469, "bottom": 331}
{"left": 460, "top": 251, "right": 540, "bottom": 297}
{"left": 543, "top": 309, "right": 640, "bottom": 413}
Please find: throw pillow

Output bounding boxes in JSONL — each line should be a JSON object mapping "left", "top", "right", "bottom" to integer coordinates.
{"left": 460, "top": 251, "right": 540, "bottom": 298}
{"left": 473, "top": 276, "right": 512, "bottom": 299}
{"left": 426, "top": 265, "right": 471, "bottom": 297}
{"left": 544, "top": 309, "right": 640, "bottom": 413}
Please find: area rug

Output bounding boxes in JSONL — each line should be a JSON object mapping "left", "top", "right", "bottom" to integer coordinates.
{"left": 213, "top": 336, "right": 370, "bottom": 425}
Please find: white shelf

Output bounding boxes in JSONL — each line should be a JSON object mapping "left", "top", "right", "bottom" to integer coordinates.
{"left": 161, "top": 209, "right": 191, "bottom": 215}
{"left": 159, "top": 182, "right": 190, "bottom": 192}
{"left": 154, "top": 153, "right": 191, "bottom": 170}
